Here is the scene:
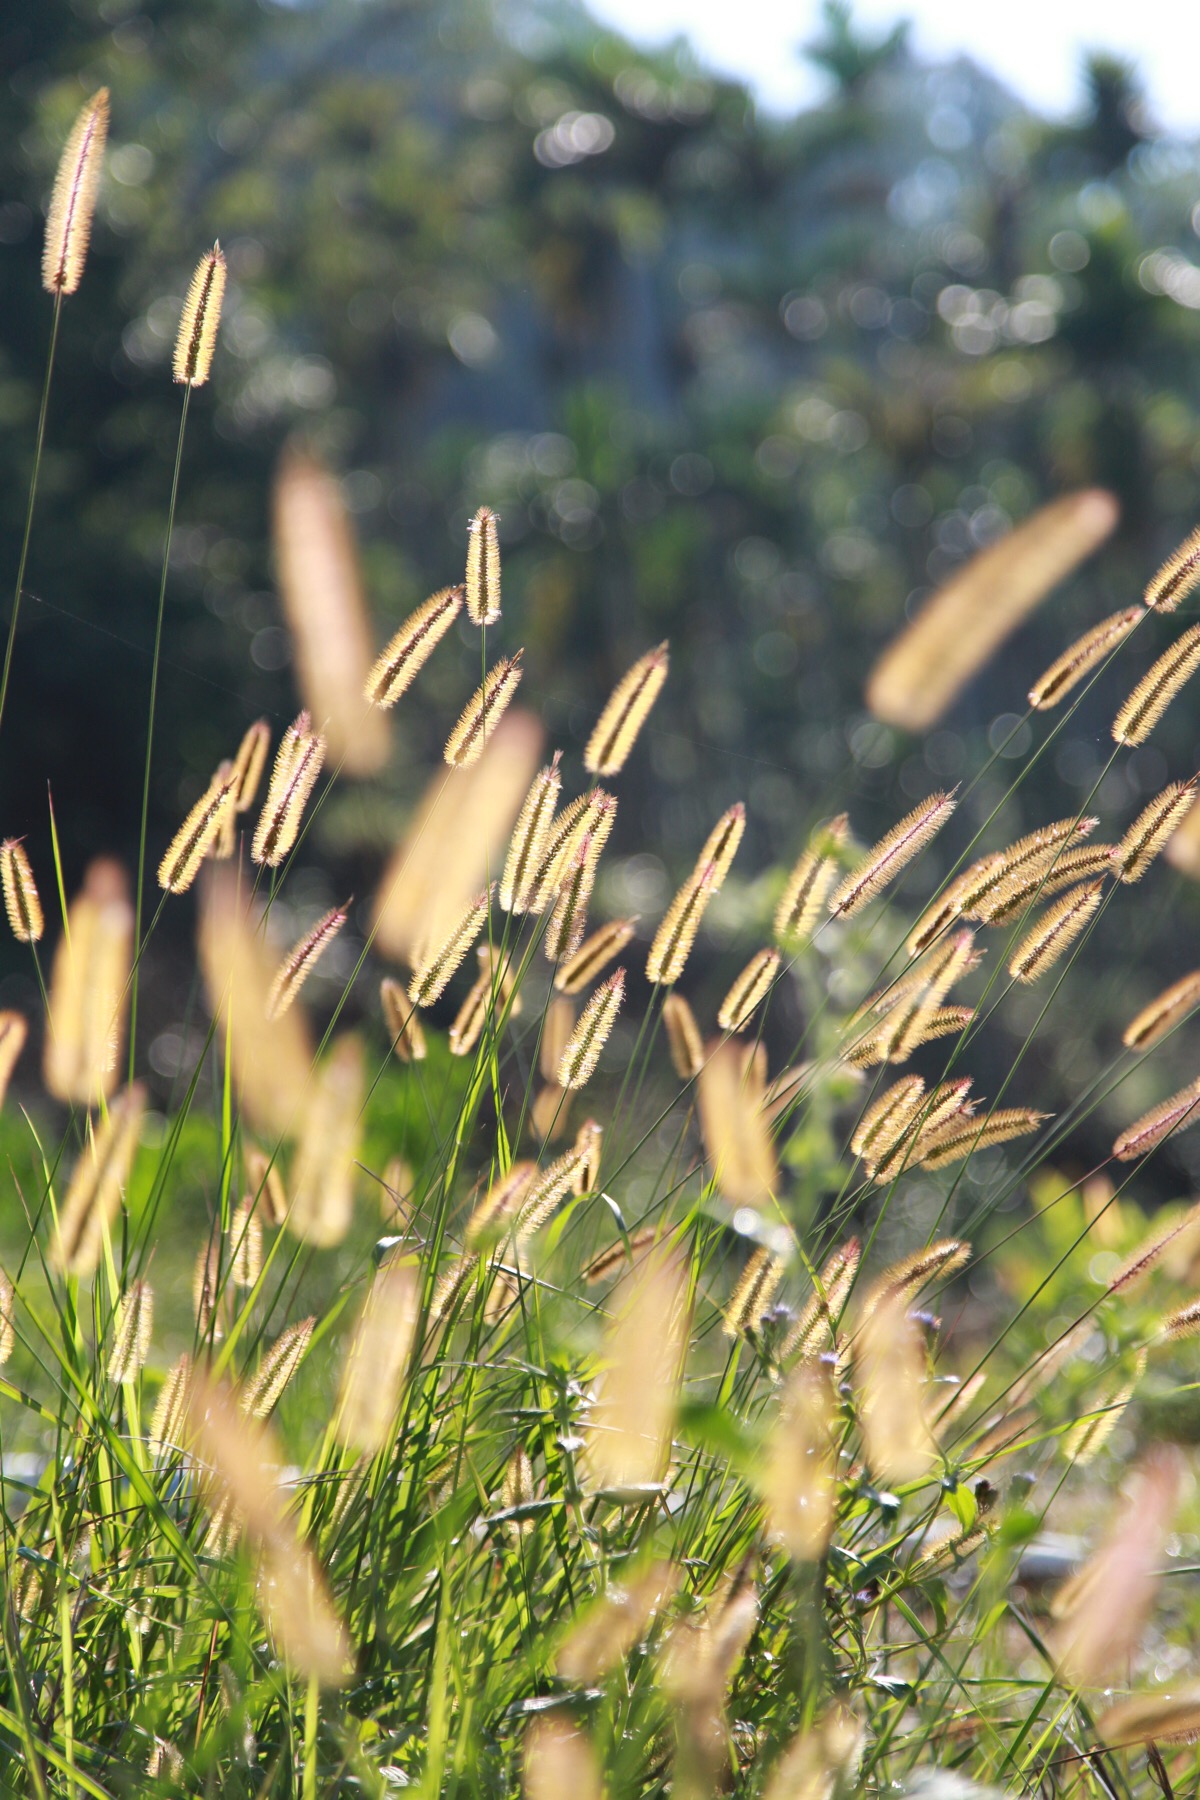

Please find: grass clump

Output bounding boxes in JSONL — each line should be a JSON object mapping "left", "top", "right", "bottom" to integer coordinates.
{"left": 4, "top": 83, "right": 1200, "bottom": 1800}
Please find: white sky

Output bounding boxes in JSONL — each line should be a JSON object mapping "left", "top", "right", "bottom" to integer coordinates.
{"left": 583, "top": 0, "right": 1200, "bottom": 134}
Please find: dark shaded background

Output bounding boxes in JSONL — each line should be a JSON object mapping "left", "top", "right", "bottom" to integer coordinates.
{"left": 2, "top": 0, "right": 1199, "bottom": 1174}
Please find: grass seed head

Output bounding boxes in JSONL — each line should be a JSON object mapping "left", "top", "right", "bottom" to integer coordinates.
{"left": 1123, "top": 970, "right": 1200, "bottom": 1050}
{"left": 465, "top": 504, "right": 501, "bottom": 625}
{"left": 555, "top": 915, "right": 637, "bottom": 994}
{"left": 1116, "top": 779, "right": 1198, "bottom": 882}
{"left": 722, "top": 1245, "right": 786, "bottom": 1338}
{"left": 500, "top": 753, "right": 562, "bottom": 912}
{"left": 287, "top": 1035, "right": 363, "bottom": 1246}
{"left": 1145, "top": 521, "right": 1200, "bottom": 611}
{"left": 1028, "top": 605, "right": 1144, "bottom": 709}
{"left": 53, "top": 1082, "right": 145, "bottom": 1278}
{"left": 365, "top": 586, "right": 463, "bottom": 709}
{"left": 265, "top": 903, "right": 347, "bottom": 1020}
{"left": 662, "top": 991, "right": 705, "bottom": 1079}
{"left": 158, "top": 774, "right": 235, "bottom": 893}
{"left": 0, "top": 1011, "right": 26, "bottom": 1109}
{"left": 380, "top": 976, "right": 427, "bottom": 1060}
{"left": 240, "top": 1318, "right": 315, "bottom": 1419}
{"left": 584, "top": 641, "right": 669, "bottom": 775}
{"left": 107, "top": 1277, "right": 153, "bottom": 1383}
{"left": 42, "top": 88, "right": 109, "bottom": 296}
{"left": 408, "top": 888, "right": 492, "bottom": 1007}
{"left": 830, "top": 791, "right": 956, "bottom": 918}
{"left": 775, "top": 814, "right": 849, "bottom": 944}
{"left": 1113, "top": 621, "right": 1200, "bottom": 745}
{"left": 444, "top": 653, "right": 523, "bottom": 767}
{"left": 173, "top": 243, "right": 226, "bottom": 386}
{"left": 559, "top": 969, "right": 625, "bottom": 1089}
{"left": 1007, "top": 881, "right": 1103, "bottom": 983}
{"left": 0, "top": 839, "right": 43, "bottom": 943}
{"left": 717, "top": 948, "right": 780, "bottom": 1033}
{"left": 336, "top": 1261, "right": 419, "bottom": 1455}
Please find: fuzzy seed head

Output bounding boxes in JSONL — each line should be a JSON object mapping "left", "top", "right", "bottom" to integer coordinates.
{"left": 1117, "top": 780, "right": 1198, "bottom": 883}
{"left": 555, "top": 915, "right": 637, "bottom": 995}
{"left": 1123, "top": 971, "right": 1200, "bottom": 1051}
{"left": 723, "top": 1245, "right": 785, "bottom": 1338}
{"left": 380, "top": 976, "right": 426, "bottom": 1060}
{"left": 240, "top": 1318, "right": 315, "bottom": 1419}
{"left": 0, "top": 1011, "right": 26, "bottom": 1110}
{"left": 173, "top": 244, "right": 226, "bottom": 386}
{"left": 465, "top": 505, "right": 501, "bottom": 625}
{"left": 830, "top": 792, "right": 956, "bottom": 918}
{"left": 1007, "top": 881, "right": 1103, "bottom": 983}
{"left": 53, "top": 1083, "right": 146, "bottom": 1278}
{"left": 158, "top": 776, "right": 235, "bottom": 894}
{"left": 252, "top": 720, "right": 326, "bottom": 868}
{"left": 585, "top": 642, "right": 669, "bottom": 776}
{"left": 1113, "top": 623, "right": 1200, "bottom": 746}
{"left": 42, "top": 88, "right": 109, "bottom": 296}
{"left": 1113, "top": 1076, "right": 1200, "bottom": 1162}
{"left": 717, "top": 948, "right": 780, "bottom": 1033}
{"left": 336, "top": 1261, "right": 419, "bottom": 1454}
{"left": 265, "top": 904, "right": 347, "bottom": 1020}
{"left": 287, "top": 1036, "right": 363, "bottom": 1247}
{"left": 444, "top": 654, "right": 523, "bottom": 768}
{"left": 365, "top": 586, "right": 463, "bottom": 709}
{"left": 662, "top": 992, "right": 705, "bottom": 1080}
{"left": 646, "top": 864, "right": 714, "bottom": 987}
{"left": 500, "top": 754, "right": 562, "bottom": 912}
{"left": 0, "top": 840, "right": 43, "bottom": 943}
{"left": 1146, "top": 522, "right": 1200, "bottom": 612}
{"left": 408, "top": 888, "right": 491, "bottom": 1008}
{"left": 694, "top": 803, "right": 745, "bottom": 892}
{"left": 107, "top": 1278, "right": 153, "bottom": 1383}
{"left": 559, "top": 969, "right": 625, "bottom": 1089}
{"left": 775, "top": 814, "right": 849, "bottom": 944}
{"left": 230, "top": 718, "right": 270, "bottom": 811}
{"left": 1029, "top": 606, "right": 1144, "bottom": 709}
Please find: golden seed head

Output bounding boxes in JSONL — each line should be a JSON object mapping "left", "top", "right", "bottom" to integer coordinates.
{"left": 0, "top": 839, "right": 44, "bottom": 943}
{"left": 1028, "top": 606, "right": 1144, "bottom": 709}
{"left": 555, "top": 914, "right": 638, "bottom": 994}
{"left": 44, "top": 858, "right": 133, "bottom": 1106}
{"left": 42, "top": 88, "right": 109, "bottom": 296}
{"left": 228, "top": 1197, "right": 263, "bottom": 1289}
{"left": 694, "top": 802, "right": 745, "bottom": 892}
{"left": 1123, "top": 970, "right": 1200, "bottom": 1051}
{"left": 107, "top": 1278, "right": 154, "bottom": 1383}
{"left": 864, "top": 1238, "right": 971, "bottom": 1312}
{"left": 287, "top": 1035, "right": 363, "bottom": 1247}
{"left": 915, "top": 1106, "right": 1047, "bottom": 1170}
{"left": 53, "top": 1083, "right": 146, "bottom": 1278}
{"left": 646, "top": 863, "right": 715, "bottom": 987}
{"left": 1146, "top": 522, "right": 1200, "bottom": 612}
{"left": 465, "top": 505, "right": 501, "bottom": 626}
{"left": 173, "top": 243, "right": 226, "bottom": 386}
{"left": 722, "top": 1245, "right": 785, "bottom": 1339}
{"left": 500, "top": 753, "right": 562, "bottom": 912}
{"left": 851, "top": 1075, "right": 926, "bottom": 1162}
{"left": 662, "top": 991, "right": 705, "bottom": 1080}
{"left": 158, "top": 774, "right": 236, "bottom": 894}
{"left": 229, "top": 718, "right": 271, "bottom": 813}
{"left": 444, "top": 654, "right": 524, "bottom": 767}
{"left": 380, "top": 976, "right": 426, "bottom": 1060}
{"left": 854, "top": 1290, "right": 937, "bottom": 1484}
{"left": 336, "top": 1262, "right": 419, "bottom": 1454}
{"left": 251, "top": 718, "right": 327, "bottom": 868}
{"left": 717, "top": 948, "right": 780, "bottom": 1033}
{"left": 1113, "top": 1076, "right": 1200, "bottom": 1162}
{"left": 781, "top": 1238, "right": 860, "bottom": 1364}
{"left": 514, "top": 1144, "right": 591, "bottom": 1239}
{"left": 1007, "top": 881, "right": 1103, "bottom": 983}
{"left": 558, "top": 969, "right": 625, "bottom": 1089}
{"left": 240, "top": 1317, "right": 315, "bottom": 1419}
{"left": 584, "top": 642, "right": 669, "bottom": 776}
{"left": 447, "top": 971, "right": 491, "bottom": 1058}
{"left": 696, "top": 1036, "right": 778, "bottom": 1208}
{"left": 265, "top": 903, "right": 348, "bottom": 1020}
{"left": 1116, "top": 780, "right": 1198, "bottom": 883}
{"left": 0, "top": 1012, "right": 27, "bottom": 1111}
{"left": 774, "top": 814, "right": 849, "bottom": 945}
{"left": 408, "top": 888, "right": 492, "bottom": 1008}
{"left": 865, "top": 489, "right": 1119, "bottom": 730}
{"left": 149, "top": 1353, "right": 193, "bottom": 1457}
{"left": 829, "top": 792, "right": 956, "bottom": 918}
{"left": 365, "top": 586, "right": 463, "bottom": 709}
{"left": 464, "top": 1161, "right": 535, "bottom": 1247}
{"left": 543, "top": 832, "right": 600, "bottom": 965}
{"left": 1113, "top": 623, "right": 1200, "bottom": 746}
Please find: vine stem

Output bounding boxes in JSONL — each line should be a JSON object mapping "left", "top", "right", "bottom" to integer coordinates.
{"left": 129, "top": 387, "right": 191, "bottom": 1081}
{"left": 0, "top": 289, "right": 64, "bottom": 740}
